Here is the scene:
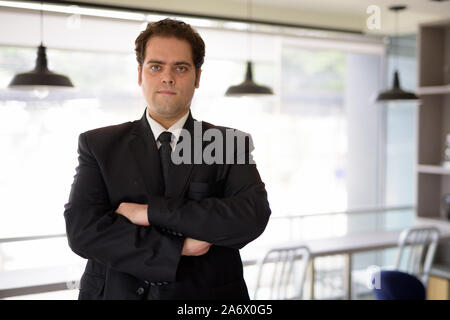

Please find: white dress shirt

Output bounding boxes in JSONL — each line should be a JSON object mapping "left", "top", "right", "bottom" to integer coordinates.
{"left": 145, "top": 107, "right": 189, "bottom": 151}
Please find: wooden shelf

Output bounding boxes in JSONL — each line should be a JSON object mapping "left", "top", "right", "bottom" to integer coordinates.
{"left": 418, "top": 164, "right": 450, "bottom": 175}
{"left": 417, "top": 20, "right": 450, "bottom": 265}
{"left": 418, "top": 85, "right": 450, "bottom": 96}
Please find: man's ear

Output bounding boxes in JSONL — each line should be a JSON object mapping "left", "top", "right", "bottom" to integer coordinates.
{"left": 137, "top": 65, "right": 142, "bottom": 86}
{"left": 195, "top": 69, "right": 202, "bottom": 88}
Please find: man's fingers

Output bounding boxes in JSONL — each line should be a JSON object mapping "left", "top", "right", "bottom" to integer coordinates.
{"left": 182, "top": 238, "right": 212, "bottom": 256}
{"left": 115, "top": 202, "right": 126, "bottom": 214}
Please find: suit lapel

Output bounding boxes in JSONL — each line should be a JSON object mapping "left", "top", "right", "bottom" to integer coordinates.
{"left": 129, "top": 111, "right": 164, "bottom": 196}
{"left": 128, "top": 109, "right": 197, "bottom": 198}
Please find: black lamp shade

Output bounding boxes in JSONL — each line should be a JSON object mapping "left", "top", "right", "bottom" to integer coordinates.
{"left": 376, "top": 71, "right": 418, "bottom": 102}
{"left": 8, "top": 45, "right": 74, "bottom": 88}
{"left": 225, "top": 61, "right": 273, "bottom": 96}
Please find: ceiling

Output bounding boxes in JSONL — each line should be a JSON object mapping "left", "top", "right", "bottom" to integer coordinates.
{"left": 64, "top": 0, "right": 450, "bottom": 35}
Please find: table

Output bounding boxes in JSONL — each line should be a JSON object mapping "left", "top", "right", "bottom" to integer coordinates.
{"left": 240, "top": 217, "right": 450, "bottom": 299}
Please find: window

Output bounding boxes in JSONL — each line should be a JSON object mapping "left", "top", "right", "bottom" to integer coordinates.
{"left": 0, "top": 5, "right": 414, "bottom": 300}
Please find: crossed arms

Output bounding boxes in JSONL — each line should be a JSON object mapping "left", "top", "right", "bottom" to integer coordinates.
{"left": 115, "top": 202, "right": 211, "bottom": 256}
{"left": 64, "top": 131, "right": 271, "bottom": 282}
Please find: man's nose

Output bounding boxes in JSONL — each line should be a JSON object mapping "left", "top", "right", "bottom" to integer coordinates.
{"left": 161, "top": 69, "right": 175, "bottom": 85}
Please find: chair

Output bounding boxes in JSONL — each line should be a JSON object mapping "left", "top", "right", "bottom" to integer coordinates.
{"left": 353, "top": 226, "right": 439, "bottom": 299}
{"left": 372, "top": 270, "right": 426, "bottom": 300}
{"left": 253, "top": 245, "right": 310, "bottom": 300}
{"left": 394, "top": 226, "right": 440, "bottom": 287}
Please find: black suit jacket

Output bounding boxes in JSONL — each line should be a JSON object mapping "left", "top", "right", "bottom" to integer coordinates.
{"left": 64, "top": 110, "right": 271, "bottom": 300}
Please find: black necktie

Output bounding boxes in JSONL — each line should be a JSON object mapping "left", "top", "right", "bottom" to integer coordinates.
{"left": 157, "top": 131, "right": 173, "bottom": 195}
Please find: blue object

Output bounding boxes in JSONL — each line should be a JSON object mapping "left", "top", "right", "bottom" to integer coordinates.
{"left": 372, "top": 270, "right": 426, "bottom": 300}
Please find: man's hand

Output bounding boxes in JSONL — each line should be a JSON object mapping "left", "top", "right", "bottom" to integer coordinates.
{"left": 115, "top": 202, "right": 150, "bottom": 226}
{"left": 116, "top": 204, "right": 211, "bottom": 255}
{"left": 182, "top": 237, "right": 212, "bottom": 256}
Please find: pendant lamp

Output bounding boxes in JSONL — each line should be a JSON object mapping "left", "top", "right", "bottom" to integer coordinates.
{"left": 376, "top": 5, "right": 417, "bottom": 102}
{"left": 225, "top": 0, "right": 273, "bottom": 96}
{"left": 225, "top": 61, "right": 273, "bottom": 95}
{"left": 8, "top": 3, "right": 74, "bottom": 90}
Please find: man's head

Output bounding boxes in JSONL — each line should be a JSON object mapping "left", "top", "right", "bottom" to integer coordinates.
{"left": 135, "top": 19, "right": 205, "bottom": 128}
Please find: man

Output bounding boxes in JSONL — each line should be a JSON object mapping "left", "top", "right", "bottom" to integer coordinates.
{"left": 64, "top": 18, "right": 271, "bottom": 300}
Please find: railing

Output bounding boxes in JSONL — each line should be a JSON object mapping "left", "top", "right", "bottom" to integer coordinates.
{"left": 0, "top": 233, "right": 67, "bottom": 244}
{"left": 270, "top": 205, "right": 414, "bottom": 220}
{"left": 256, "top": 205, "right": 415, "bottom": 246}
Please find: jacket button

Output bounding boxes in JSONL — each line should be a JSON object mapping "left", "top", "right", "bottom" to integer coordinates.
{"left": 177, "top": 232, "right": 183, "bottom": 237}
{"left": 136, "top": 287, "right": 145, "bottom": 295}
{"left": 162, "top": 281, "right": 169, "bottom": 285}
{"left": 150, "top": 282, "right": 156, "bottom": 286}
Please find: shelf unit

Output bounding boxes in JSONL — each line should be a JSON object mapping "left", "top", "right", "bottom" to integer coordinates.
{"left": 417, "top": 20, "right": 450, "bottom": 220}
{"left": 417, "top": 20, "right": 450, "bottom": 272}
{"left": 417, "top": 85, "right": 450, "bottom": 96}
{"left": 417, "top": 164, "right": 450, "bottom": 175}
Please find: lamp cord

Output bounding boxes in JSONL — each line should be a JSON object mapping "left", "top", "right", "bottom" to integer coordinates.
{"left": 247, "top": 0, "right": 252, "bottom": 62}
{"left": 394, "top": 10, "right": 398, "bottom": 72}
{"left": 40, "top": 2, "right": 44, "bottom": 46}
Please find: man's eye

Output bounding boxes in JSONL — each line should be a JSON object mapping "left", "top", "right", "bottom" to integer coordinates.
{"left": 176, "top": 66, "right": 187, "bottom": 72}
{"left": 150, "top": 65, "right": 161, "bottom": 71}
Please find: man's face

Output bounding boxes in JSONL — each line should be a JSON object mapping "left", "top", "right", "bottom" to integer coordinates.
{"left": 138, "top": 36, "right": 201, "bottom": 123}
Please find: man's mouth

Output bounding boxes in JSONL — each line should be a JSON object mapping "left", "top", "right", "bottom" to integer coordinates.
{"left": 157, "top": 90, "right": 176, "bottom": 95}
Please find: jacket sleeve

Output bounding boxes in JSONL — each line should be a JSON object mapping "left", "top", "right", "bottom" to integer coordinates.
{"left": 64, "top": 132, "right": 184, "bottom": 282}
{"left": 147, "top": 134, "right": 271, "bottom": 249}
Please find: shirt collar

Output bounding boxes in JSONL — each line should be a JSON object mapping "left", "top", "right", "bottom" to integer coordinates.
{"left": 145, "top": 107, "right": 189, "bottom": 148}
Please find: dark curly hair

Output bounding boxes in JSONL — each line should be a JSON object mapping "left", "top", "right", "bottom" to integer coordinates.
{"left": 135, "top": 18, "right": 205, "bottom": 75}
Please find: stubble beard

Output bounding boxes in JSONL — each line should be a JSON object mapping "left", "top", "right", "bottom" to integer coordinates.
{"left": 150, "top": 95, "right": 188, "bottom": 120}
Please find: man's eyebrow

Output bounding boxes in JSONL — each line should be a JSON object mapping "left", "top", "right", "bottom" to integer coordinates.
{"left": 146, "top": 59, "right": 165, "bottom": 65}
{"left": 174, "top": 61, "right": 193, "bottom": 66}
{"left": 145, "top": 60, "right": 193, "bottom": 66}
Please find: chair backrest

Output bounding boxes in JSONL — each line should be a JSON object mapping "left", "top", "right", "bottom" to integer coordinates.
{"left": 253, "top": 245, "right": 310, "bottom": 300}
{"left": 394, "top": 226, "right": 440, "bottom": 286}
{"left": 373, "top": 270, "right": 426, "bottom": 300}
